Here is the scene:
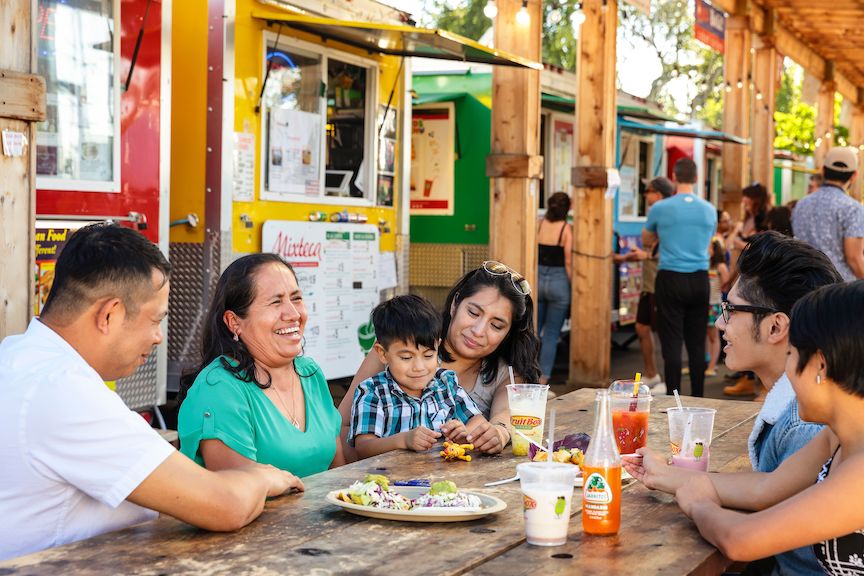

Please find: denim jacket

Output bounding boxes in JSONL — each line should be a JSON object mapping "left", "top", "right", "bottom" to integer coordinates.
{"left": 750, "top": 374, "right": 824, "bottom": 576}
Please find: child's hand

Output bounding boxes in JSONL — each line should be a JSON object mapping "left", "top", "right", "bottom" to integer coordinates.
{"left": 403, "top": 426, "right": 441, "bottom": 452}
{"left": 440, "top": 419, "right": 468, "bottom": 443}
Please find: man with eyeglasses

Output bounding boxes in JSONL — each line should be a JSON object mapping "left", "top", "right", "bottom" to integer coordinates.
{"left": 643, "top": 158, "right": 716, "bottom": 397}
{"left": 715, "top": 231, "right": 841, "bottom": 575}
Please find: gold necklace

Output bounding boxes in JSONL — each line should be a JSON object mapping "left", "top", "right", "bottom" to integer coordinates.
{"left": 271, "top": 368, "right": 300, "bottom": 428}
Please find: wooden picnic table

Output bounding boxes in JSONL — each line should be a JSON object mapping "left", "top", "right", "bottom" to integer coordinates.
{"left": 0, "top": 389, "right": 760, "bottom": 575}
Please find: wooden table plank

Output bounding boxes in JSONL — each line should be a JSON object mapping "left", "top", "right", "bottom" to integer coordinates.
{"left": 0, "top": 390, "right": 760, "bottom": 575}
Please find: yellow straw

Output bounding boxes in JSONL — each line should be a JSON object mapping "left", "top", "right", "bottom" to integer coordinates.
{"left": 633, "top": 372, "right": 642, "bottom": 397}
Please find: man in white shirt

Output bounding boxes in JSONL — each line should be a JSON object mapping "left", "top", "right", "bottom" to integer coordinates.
{"left": 0, "top": 224, "right": 303, "bottom": 561}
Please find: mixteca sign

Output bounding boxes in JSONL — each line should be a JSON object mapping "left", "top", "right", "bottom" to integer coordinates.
{"left": 694, "top": 0, "right": 725, "bottom": 53}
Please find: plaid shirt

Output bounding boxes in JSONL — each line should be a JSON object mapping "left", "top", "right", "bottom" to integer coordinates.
{"left": 348, "top": 368, "right": 482, "bottom": 445}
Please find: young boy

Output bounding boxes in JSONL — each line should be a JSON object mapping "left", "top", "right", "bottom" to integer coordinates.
{"left": 348, "top": 295, "right": 487, "bottom": 459}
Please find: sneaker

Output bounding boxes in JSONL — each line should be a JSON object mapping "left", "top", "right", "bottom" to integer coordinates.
{"left": 642, "top": 374, "right": 662, "bottom": 387}
{"left": 704, "top": 369, "right": 717, "bottom": 377}
{"left": 723, "top": 375, "right": 756, "bottom": 396}
{"left": 651, "top": 383, "right": 667, "bottom": 395}
{"left": 681, "top": 367, "right": 690, "bottom": 375}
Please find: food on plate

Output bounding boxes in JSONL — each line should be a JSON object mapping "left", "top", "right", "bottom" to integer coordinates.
{"left": 336, "top": 476, "right": 481, "bottom": 511}
{"left": 440, "top": 441, "right": 473, "bottom": 462}
{"left": 527, "top": 433, "right": 590, "bottom": 468}
{"left": 336, "top": 474, "right": 412, "bottom": 510}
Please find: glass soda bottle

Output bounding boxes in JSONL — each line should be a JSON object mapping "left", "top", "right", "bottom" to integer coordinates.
{"left": 582, "top": 389, "right": 622, "bottom": 535}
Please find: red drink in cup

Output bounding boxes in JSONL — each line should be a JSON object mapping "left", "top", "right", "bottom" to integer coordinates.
{"left": 609, "top": 380, "right": 652, "bottom": 455}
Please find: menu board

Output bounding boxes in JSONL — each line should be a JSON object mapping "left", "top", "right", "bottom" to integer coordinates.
{"left": 263, "top": 221, "right": 381, "bottom": 379}
{"left": 410, "top": 104, "right": 455, "bottom": 215}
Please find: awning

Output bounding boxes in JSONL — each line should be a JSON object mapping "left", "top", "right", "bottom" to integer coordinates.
{"left": 618, "top": 118, "right": 749, "bottom": 145}
{"left": 541, "top": 94, "right": 681, "bottom": 123}
{"left": 251, "top": 10, "right": 542, "bottom": 70}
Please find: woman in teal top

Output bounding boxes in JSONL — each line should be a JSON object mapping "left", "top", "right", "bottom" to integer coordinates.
{"left": 178, "top": 254, "right": 344, "bottom": 477}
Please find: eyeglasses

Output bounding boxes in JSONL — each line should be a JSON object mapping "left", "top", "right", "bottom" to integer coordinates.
{"left": 482, "top": 260, "right": 532, "bottom": 296}
{"left": 720, "top": 300, "right": 779, "bottom": 323}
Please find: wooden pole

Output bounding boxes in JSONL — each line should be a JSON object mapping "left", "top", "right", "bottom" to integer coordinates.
{"left": 569, "top": 0, "right": 617, "bottom": 386}
{"left": 0, "top": 3, "right": 45, "bottom": 339}
{"left": 849, "top": 102, "right": 864, "bottom": 202}
{"left": 752, "top": 34, "right": 777, "bottom": 203}
{"left": 721, "top": 12, "right": 752, "bottom": 220}
{"left": 487, "top": 0, "right": 542, "bottom": 290}
{"left": 814, "top": 66, "right": 836, "bottom": 170}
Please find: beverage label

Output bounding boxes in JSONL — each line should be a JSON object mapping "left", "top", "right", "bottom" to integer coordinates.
{"left": 583, "top": 473, "right": 614, "bottom": 505}
{"left": 511, "top": 415, "right": 542, "bottom": 430}
{"left": 523, "top": 494, "right": 537, "bottom": 511}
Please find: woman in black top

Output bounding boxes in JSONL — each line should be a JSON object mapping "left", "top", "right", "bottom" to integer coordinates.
{"left": 536, "top": 192, "right": 572, "bottom": 385}
{"left": 624, "top": 281, "right": 864, "bottom": 575}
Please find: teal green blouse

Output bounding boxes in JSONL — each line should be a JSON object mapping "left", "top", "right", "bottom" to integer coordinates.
{"left": 178, "top": 355, "right": 341, "bottom": 478}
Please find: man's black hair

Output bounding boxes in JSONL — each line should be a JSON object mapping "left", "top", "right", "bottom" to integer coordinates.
{"left": 790, "top": 280, "right": 864, "bottom": 397}
{"left": 41, "top": 223, "right": 170, "bottom": 320}
{"left": 823, "top": 166, "right": 855, "bottom": 184}
{"left": 736, "top": 231, "right": 841, "bottom": 339}
{"left": 372, "top": 294, "right": 441, "bottom": 350}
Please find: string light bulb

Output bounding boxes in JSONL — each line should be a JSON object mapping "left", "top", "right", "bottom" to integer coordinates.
{"left": 516, "top": 0, "right": 530, "bottom": 25}
{"left": 736, "top": 79, "right": 744, "bottom": 89}
{"left": 483, "top": 0, "right": 498, "bottom": 19}
{"left": 725, "top": 82, "right": 732, "bottom": 93}
{"left": 755, "top": 91, "right": 763, "bottom": 100}
{"left": 571, "top": 3, "right": 586, "bottom": 26}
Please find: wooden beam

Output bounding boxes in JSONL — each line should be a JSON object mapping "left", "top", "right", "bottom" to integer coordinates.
{"left": 721, "top": 14, "right": 751, "bottom": 218}
{"left": 485, "top": 154, "right": 544, "bottom": 179}
{"left": 0, "top": 70, "right": 46, "bottom": 122}
{"left": 488, "top": 0, "right": 541, "bottom": 294}
{"left": 569, "top": 0, "right": 617, "bottom": 385}
{"left": 752, "top": 37, "right": 777, "bottom": 203}
{"left": 848, "top": 105, "right": 864, "bottom": 201}
{"left": 0, "top": 1, "right": 38, "bottom": 339}
{"left": 814, "top": 79, "right": 836, "bottom": 168}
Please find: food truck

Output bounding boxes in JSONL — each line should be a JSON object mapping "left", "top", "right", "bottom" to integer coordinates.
{"left": 166, "top": 0, "right": 539, "bottom": 387}
{"left": 33, "top": 0, "right": 171, "bottom": 419}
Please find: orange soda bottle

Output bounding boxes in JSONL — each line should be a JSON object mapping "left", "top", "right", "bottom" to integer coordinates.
{"left": 582, "top": 389, "right": 622, "bottom": 535}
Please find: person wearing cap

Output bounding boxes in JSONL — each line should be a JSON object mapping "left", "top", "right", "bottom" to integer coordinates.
{"left": 626, "top": 176, "right": 675, "bottom": 392}
{"left": 643, "top": 158, "right": 717, "bottom": 397}
{"left": 792, "top": 147, "right": 864, "bottom": 281}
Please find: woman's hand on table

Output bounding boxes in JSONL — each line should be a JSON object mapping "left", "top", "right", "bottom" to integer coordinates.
{"left": 465, "top": 419, "right": 507, "bottom": 454}
{"left": 675, "top": 474, "right": 721, "bottom": 518}
{"left": 259, "top": 464, "right": 304, "bottom": 497}
{"left": 622, "top": 448, "right": 675, "bottom": 492}
{"left": 440, "top": 420, "right": 469, "bottom": 443}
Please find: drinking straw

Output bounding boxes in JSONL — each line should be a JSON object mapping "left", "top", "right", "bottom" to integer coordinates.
{"left": 547, "top": 407, "right": 556, "bottom": 459}
{"left": 628, "top": 372, "right": 642, "bottom": 412}
{"left": 508, "top": 365, "right": 516, "bottom": 387}
{"left": 673, "top": 389, "right": 683, "bottom": 410}
{"left": 681, "top": 413, "right": 694, "bottom": 458}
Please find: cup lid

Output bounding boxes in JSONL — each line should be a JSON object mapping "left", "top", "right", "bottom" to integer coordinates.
{"left": 609, "top": 380, "right": 652, "bottom": 397}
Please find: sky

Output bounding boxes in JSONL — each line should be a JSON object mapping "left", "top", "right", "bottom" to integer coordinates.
{"left": 381, "top": 0, "right": 662, "bottom": 101}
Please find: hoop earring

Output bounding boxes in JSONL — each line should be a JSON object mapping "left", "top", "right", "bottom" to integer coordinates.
{"left": 816, "top": 374, "right": 822, "bottom": 385}
{"left": 233, "top": 333, "right": 239, "bottom": 342}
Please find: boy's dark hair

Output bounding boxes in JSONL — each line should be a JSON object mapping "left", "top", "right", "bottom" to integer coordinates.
{"left": 790, "top": 280, "right": 864, "bottom": 397}
{"left": 673, "top": 157, "right": 698, "bottom": 184}
{"left": 41, "top": 223, "right": 170, "bottom": 321}
{"left": 372, "top": 294, "right": 441, "bottom": 350}
{"left": 736, "top": 231, "right": 842, "bottom": 338}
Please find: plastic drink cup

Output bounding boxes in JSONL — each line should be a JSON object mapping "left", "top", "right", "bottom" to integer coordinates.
{"left": 517, "top": 462, "right": 576, "bottom": 546}
{"left": 667, "top": 407, "right": 716, "bottom": 471}
{"left": 507, "top": 384, "right": 549, "bottom": 456}
{"left": 609, "top": 380, "right": 652, "bottom": 455}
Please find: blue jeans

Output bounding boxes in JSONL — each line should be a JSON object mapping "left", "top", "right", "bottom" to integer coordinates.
{"left": 537, "top": 265, "right": 570, "bottom": 379}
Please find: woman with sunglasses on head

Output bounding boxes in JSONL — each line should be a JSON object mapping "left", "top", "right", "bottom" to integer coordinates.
{"left": 338, "top": 261, "right": 541, "bottom": 461}
{"left": 625, "top": 281, "right": 864, "bottom": 575}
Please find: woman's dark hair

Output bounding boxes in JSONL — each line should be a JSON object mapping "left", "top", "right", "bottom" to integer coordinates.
{"left": 545, "top": 192, "right": 571, "bottom": 222}
{"left": 742, "top": 183, "right": 770, "bottom": 231}
{"left": 764, "top": 205, "right": 793, "bottom": 237}
{"left": 439, "top": 267, "right": 541, "bottom": 384}
{"left": 178, "top": 253, "right": 302, "bottom": 403}
{"left": 372, "top": 294, "right": 441, "bottom": 350}
{"left": 789, "top": 280, "right": 864, "bottom": 397}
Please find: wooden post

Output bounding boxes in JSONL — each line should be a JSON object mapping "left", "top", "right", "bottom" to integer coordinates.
{"left": 849, "top": 101, "right": 864, "bottom": 202}
{"left": 0, "top": 4, "right": 45, "bottom": 339}
{"left": 569, "top": 0, "right": 618, "bottom": 385}
{"left": 752, "top": 32, "right": 777, "bottom": 203}
{"left": 488, "top": 0, "right": 542, "bottom": 290}
{"left": 814, "top": 65, "right": 835, "bottom": 170}
{"left": 721, "top": 12, "right": 752, "bottom": 219}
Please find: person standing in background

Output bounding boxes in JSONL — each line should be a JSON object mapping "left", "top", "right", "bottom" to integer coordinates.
{"left": 536, "top": 192, "right": 573, "bottom": 385}
{"left": 644, "top": 158, "right": 716, "bottom": 397}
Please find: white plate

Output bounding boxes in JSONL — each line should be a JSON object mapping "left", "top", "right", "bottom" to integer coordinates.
{"left": 326, "top": 486, "right": 507, "bottom": 523}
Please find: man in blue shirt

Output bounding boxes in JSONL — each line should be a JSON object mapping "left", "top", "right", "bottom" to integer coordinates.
{"left": 643, "top": 158, "right": 716, "bottom": 396}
